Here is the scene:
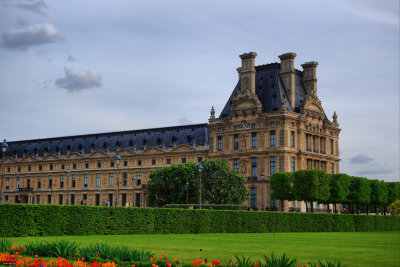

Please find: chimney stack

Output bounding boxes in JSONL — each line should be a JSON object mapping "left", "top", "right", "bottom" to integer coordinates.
{"left": 301, "top": 61, "right": 318, "bottom": 97}
{"left": 239, "top": 52, "right": 257, "bottom": 95}
{"left": 278, "top": 52, "right": 297, "bottom": 108}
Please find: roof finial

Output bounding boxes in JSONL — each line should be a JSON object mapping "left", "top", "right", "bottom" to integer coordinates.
{"left": 210, "top": 106, "right": 215, "bottom": 120}
{"left": 333, "top": 111, "right": 339, "bottom": 126}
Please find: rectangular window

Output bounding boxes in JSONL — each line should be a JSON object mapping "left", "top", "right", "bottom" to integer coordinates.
{"left": 95, "top": 194, "right": 100, "bottom": 206}
{"left": 306, "top": 135, "right": 309, "bottom": 151}
{"left": 72, "top": 175, "right": 76, "bottom": 188}
{"left": 4, "top": 195, "right": 8, "bottom": 202}
{"left": 234, "top": 134, "right": 239, "bottom": 150}
{"left": 251, "top": 157, "right": 257, "bottom": 177}
{"left": 7, "top": 167, "right": 10, "bottom": 172}
{"left": 27, "top": 177, "right": 31, "bottom": 188}
{"left": 331, "top": 163, "right": 335, "bottom": 174}
{"left": 251, "top": 123, "right": 256, "bottom": 129}
{"left": 234, "top": 158, "right": 239, "bottom": 170}
{"left": 28, "top": 165, "right": 31, "bottom": 171}
{"left": 96, "top": 174, "right": 101, "bottom": 187}
{"left": 6, "top": 178, "right": 9, "bottom": 189}
{"left": 270, "top": 156, "right": 276, "bottom": 175}
{"left": 330, "top": 140, "right": 334, "bottom": 154}
{"left": 39, "top": 165, "right": 42, "bottom": 171}
{"left": 252, "top": 132, "right": 257, "bottom": 148}
{"left": 16, "top": 177, "right": 20, "bottom": 189}
{"left": 291, "top": 157, "right": 295, "bottom": 172}
{"left": 166, "top": 157, "right": 171, "bottom": 164}
{"left": 36, "top": 195, "right": 40, "bottom": 204}
{"left": 234, "top": 125, "right": 239, "bottom": 131}
{"left": 49, "top": 164, "right": 53, "bottom": 171}
{"left": 97, "top": 161, "right": 101, "bottom": 168}
{"left": 218, "top": 127, "right": 223, "bottom": 132}
{"left": 85, "top": 162, "right": 89, "bottom": 168}
{"left": 59, "top": 195, "right": 63, "bottom": 205}
{"left": 61, "top": 164, "right": 65, "bottom": 170}
{"left": 18, "top": 166, "right": 21, "bottom": 172}
{"left": 73, "top": 163, "right": 77, "bottom": 169}
{"left": 270, "top": 130, "right": 276, "bottom": 147}
{"left": 110, "top": 160, "right": 114, "bottom": 167}
{"left": 313, "top": 161, "right": 316, "bottom": 169}
{"left": 122, "top": 193, "right": 127, "bottom": 206}
{"left": 124, "top": 159, "right": 128, "bottom": 167}
{"left": 138, "top": 159, "right": 142, "bottom": 166}
{"left": 109, "top": 174, "right": 114, "bottom": 186}
{"left": 84, "top": 174, "right": 88, "bottom": 187}
{"left": 48, "top": 176, "right": 52, "bottom": 188}
{"left": 83, "top": 194, "right": 87, "bottom": 201}
{"left": 37, "top": 177, "right": 42, "bottom": 188}
{"left": 291, "top": 131, "right": 295, "bottom": 147}
{"left": 270, "top": 122, "right": 275, "bottom": 127}
{"left": 312, "top": 136, "right": 316, "bottom": 152}
{"left": 60, "top": 175, "right": 64, "bottom": 188}
{"left": 152, "top": 157, "right": 156, "bottom": 165}
{"left": 319, "top": 137, "right": 323, "bottom": 153}
{"left": 122, "top": 173, "right": 127, "bottom": 186}
{"left": 198, "top": 154, "right": 202, "bottom": 163}
{"left": 137, "top": 172, "right": 142, "bottom": 186}
{"left": 217, "top": 136, "right": 222, "bottom": 151}
{"left": 71, "top": 194, "right": 75, "bottom": 205}
{"left": 48, "top": 195, "right": 51, "bottom": 204}
{"left": 181, "top": 156, "right": 186, "bottom": 163}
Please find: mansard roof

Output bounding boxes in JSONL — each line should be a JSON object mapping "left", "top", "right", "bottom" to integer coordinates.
{"left": 219, "top": 63, "right": 306, "bottom": 118}
{"left": 2, "top": 124, "right": 208, "bottom": 159}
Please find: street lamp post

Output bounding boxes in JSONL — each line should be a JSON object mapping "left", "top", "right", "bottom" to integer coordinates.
{"left": 1, "top": 139, "right": 8, "bottom": 203}
{"left": 198, "top": 163, "right": 203, "bottom": 209}
{"left": 186, "top": 181, "right": 189, "bottom": 205}
{"left": 260, "top": 171, "right": 266, "bottom": 211}
{"left": 132, "top": 175, "right": 136, "bottom": 207}
{"left": 230, "top": 186, "right": 234, "bottom": 204}
{"left": 115, "top": 154, "right": 121, "bottom": 206}
{"left": 66, "top": 169, "right": 70, "bottom": 205}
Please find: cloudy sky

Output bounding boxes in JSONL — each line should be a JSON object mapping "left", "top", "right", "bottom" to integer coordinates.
{"left": 0, "top": 0, "right": 398, "bottom": 182}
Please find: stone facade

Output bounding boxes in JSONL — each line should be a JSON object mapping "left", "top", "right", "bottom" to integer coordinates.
{"left": 0, "top": 52, "right": 340, "bottom": 211}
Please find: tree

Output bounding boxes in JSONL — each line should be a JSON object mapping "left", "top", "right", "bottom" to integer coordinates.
{"left": 148, "top": 162, "right": 199, "bottom": 207}
{"left": 200, "top": 159, "right": 248, "bottom": 204}
{"left": 369, "top": 180, "right": 388, "bottom": 215}
{"left": 270, "top": 172, "right": 293, "bottom": 211}
{"left": 389, "top": 199, "right": 400, "bottom": 216}
{"left": 347, "top": 177, "right": 371, "bottom": 214}
{"left": 292, "top": 170, "right": 330, "bottom": 212}
{"left": 387, "top": 182, "right": 400, "bottom": 215}
{"left": 328, "top": 173, "right": 351, "bottom": 213}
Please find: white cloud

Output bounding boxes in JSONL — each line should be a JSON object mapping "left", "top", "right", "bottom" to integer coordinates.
{"left": 178, "top": 116, "right": 193, "bottom": 125}
{"left": 55, "top": 68, "right": 102, "bottom": 92}
{"left": 348, "top": 154, "right": 374, "bottom": 164}
{"left": 15, "top": 0, "right": 48, "bottom": 15}
{"left": 2, "top": 23, "right": 64, "bottom": 49}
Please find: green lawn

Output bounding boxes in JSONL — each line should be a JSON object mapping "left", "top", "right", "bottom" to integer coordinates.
{"left": 5, "top": 232, "right": 400, "bottom": 266}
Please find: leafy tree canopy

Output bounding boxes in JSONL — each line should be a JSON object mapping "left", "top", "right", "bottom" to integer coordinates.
{"left": 348, "top": 177, "right": 371, "bottom": 205}
{"left": 328, "top": 173, "right": 351, "bottom": 204}
{"left": 292, "top": 170, "right": 330, "bottom": 203}
{"left": 270, "top": 172, "right": 293, "bottom": 201}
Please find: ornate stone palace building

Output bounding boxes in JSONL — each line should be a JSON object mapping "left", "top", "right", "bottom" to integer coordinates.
{"left": 0, "top": 52, "right": 340, "bottom": 211}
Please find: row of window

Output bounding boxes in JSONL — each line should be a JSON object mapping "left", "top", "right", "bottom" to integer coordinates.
{"left": 7, "top": 155, "right": 203, "bottom": 173}
{"left": 218, "top": 121, "right": 296, "bottom": 133}
{"left": 305, "top": 134, "right": 334, "bottom": 154}
{"left": 218, "top": 131, "right": 296, "bottom": 151}
{"left": 5, "top": 172, "right": 144, "bottom": 190}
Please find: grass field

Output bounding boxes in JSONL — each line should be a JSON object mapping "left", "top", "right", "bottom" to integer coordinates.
{"left": 5, "top": 232, "right": 400, "bottom": 266}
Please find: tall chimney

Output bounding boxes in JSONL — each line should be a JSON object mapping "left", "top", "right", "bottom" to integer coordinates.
{"left": 239, "top": 52, "right": 257, "bottom": 95}
{"left": 301, "top": 61, "right": 318, "bottom": 97}
{"left": 278, "top": 52, "right": 297, "bottom": 108}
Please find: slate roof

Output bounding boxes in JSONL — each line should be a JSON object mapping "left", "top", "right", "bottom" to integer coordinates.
{"left": 219, "top": 63, "right": 306, "bottom": 118}
{"left": 2, "top": 124, "right": 208, "bottom": 159}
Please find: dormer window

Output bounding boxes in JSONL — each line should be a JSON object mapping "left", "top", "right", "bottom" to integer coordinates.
{"left": 171, "top": 136, "right": 177, "bottom": 146}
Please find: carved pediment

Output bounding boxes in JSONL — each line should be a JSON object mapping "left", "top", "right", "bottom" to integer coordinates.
{"left": 65, "top": 152, "right": 82, "bottom": 159}
{"left": 171, "top": 145, "right": 195, "bottom": 153}
{"left": 42, "top": 154, "right": 59, "bottom": 161}
{"left": 143, "top": 147, "right": 163, "bottom": 154}
{"left": 231, "top": 90, "right": 262, "bottom": 116}
{"left": 238, "top": 120, "right": 251, "bottom": 129}
{"left": 303, "top": 95, "right": 325, "bottom": 115}
{"left": 21, "top": 155, "right": 36, "bottom": 162}
{"left": 88, "top": 151, "right": 108, "bottom": 158}
{"left": 118, "top": 149, "right": 134, "bottom": 156}
{"left": 4, "top": 157, "right": 16, "bottom": 163}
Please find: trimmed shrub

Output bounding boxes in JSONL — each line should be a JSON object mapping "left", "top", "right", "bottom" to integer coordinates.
{"left": 0, "top": 203, "right": 399, "bottom": 237}
{"left": 163, "top": 204, "right": 247, "bottom": 210}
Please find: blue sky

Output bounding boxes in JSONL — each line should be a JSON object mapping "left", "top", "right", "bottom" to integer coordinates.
{"left": 0, "top": 0, "right": 398, "bottom": 182}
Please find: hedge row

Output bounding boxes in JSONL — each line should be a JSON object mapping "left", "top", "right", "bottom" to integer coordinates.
{"left": 0, "top": 204, "right": 399, "bottom": 237}
{"left": 163, "top": 204, "right": 248, "bottom": 210}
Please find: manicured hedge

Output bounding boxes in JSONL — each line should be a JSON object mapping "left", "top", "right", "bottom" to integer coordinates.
{"left": 0, "top": 204, "right": 399, "bottom": 237}
{"left": 163, "top": 204, "right": 248, "bottom": 210}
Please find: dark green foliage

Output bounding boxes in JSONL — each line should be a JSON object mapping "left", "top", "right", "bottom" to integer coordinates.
{"left": 387, "top": 182, "right": 400, "bottom": 204}
{"left": 148, "top": 162, "right": 200, "bottom": 207}
{"left": 0, "top": 238, "right": 12, "bottom": 252}
{"left": 200, "top": 159, "right": 248, "bottom": 204}
{"left": 23, "top": 240, "right": 79, "bottom": 258}
{"left": 271, "top": 172, "right": 293, "bottom": 211}
{"left": 263, "top": 253, "right": 297, "bottom": 267}
{"left": 0, "top": 204, "right": 399, "bottom": 237}
{"left": 328, "top": 174, "right": 351, "bottom": 205}
{"left": 348, "top": 177, "right": 371, "bottom": 207}
{"left": 163, "top": 204, "right": 248, "bottom": 210}
{"left": 292, "top": 170, "right": 330, "bottom": 211}
{"left": 370, "top": 180, "right": 388, "bottom": 212}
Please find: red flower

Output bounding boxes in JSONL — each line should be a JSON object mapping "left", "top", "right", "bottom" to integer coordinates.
{"left": 167, "top": 263, "right": 171, "bottom": 267}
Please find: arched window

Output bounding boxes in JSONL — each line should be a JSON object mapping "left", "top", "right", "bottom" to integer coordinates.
{"left": 251, "top": 187, "right": 257, "bottom": 210}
